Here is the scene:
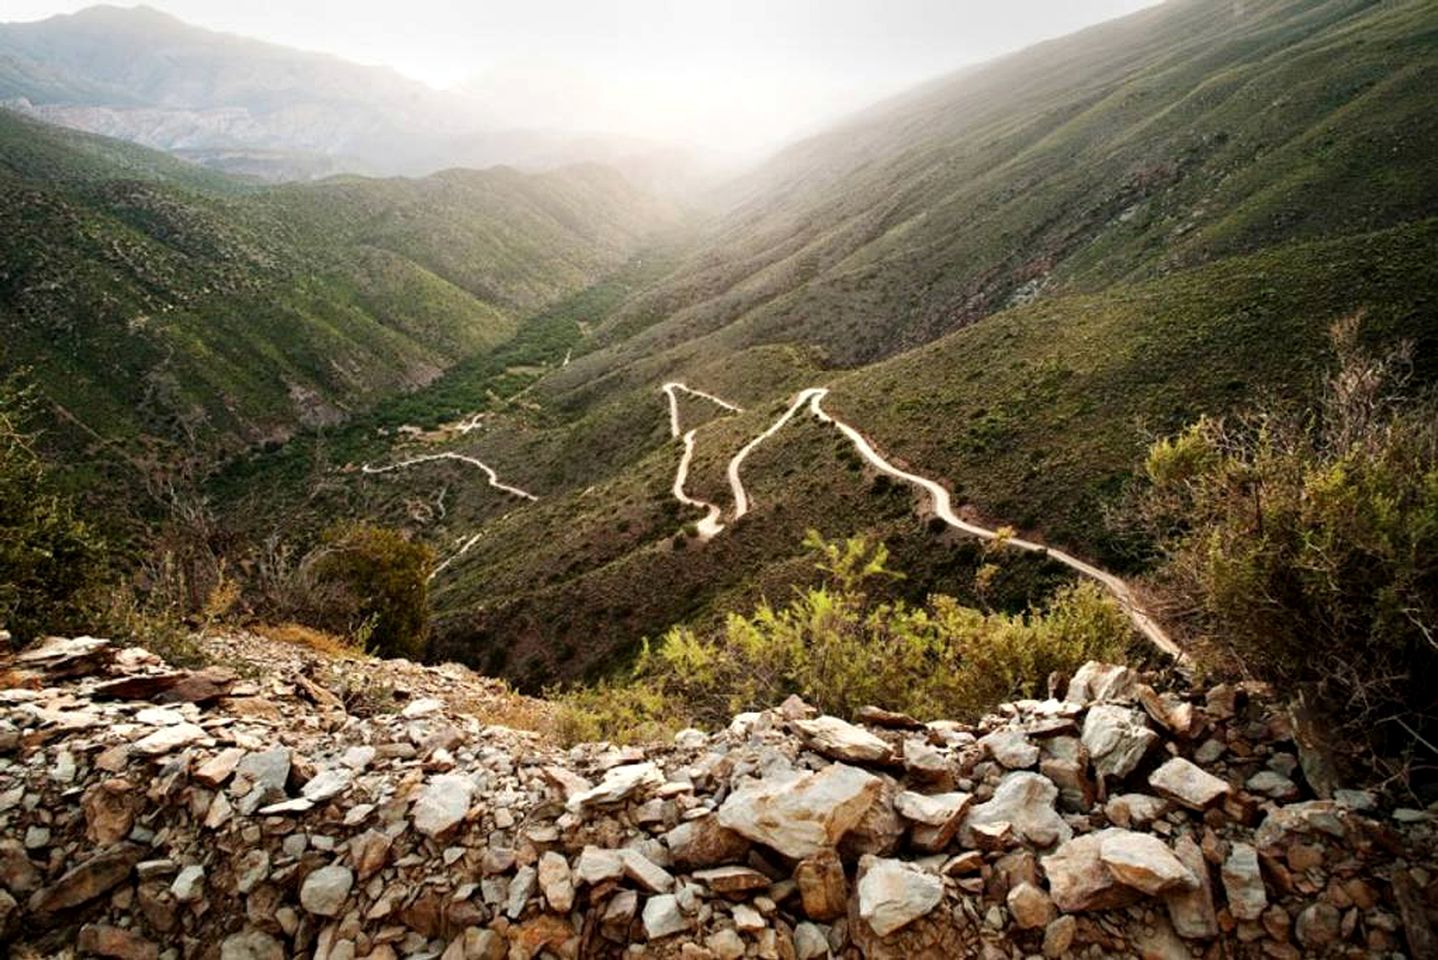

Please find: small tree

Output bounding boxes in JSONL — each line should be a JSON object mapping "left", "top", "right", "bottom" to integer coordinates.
{"left": 1130, "top": 315, "right": 1438, "bottom": 780}
{"left": 0, "top": 381, "right": 109, "bottom": 642}
{"left": 311, "top": 523, "right": 434, "bottom": 660}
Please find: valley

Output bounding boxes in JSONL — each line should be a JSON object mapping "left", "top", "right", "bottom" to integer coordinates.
{"left": 4, "top": 1, "right": 1438, "bottom": 957}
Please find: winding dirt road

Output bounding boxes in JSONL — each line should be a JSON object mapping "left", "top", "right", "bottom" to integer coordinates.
{"left": 661, "top": 382, "right": 743, "bottom": 540}
{"left": 362, "top": 453, "right": 538, "bottom": 501}
{"left": 669, "top": 382, "right": 1182, "bottom": 662}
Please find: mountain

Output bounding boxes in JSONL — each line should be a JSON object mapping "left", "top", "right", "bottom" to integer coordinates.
{"left": 563, "top": 0, "right": 1437, "bottom": 374}
{"left": 0, "top": 109, "right": 679, "bottom": 468}
{"left": 5, "top": 0, "right": 1436, "bottom": 692}
{"left": 231, "top": 0, "right": 1434, "bottom": 688}
{"left": 0, "top": 5, "right": 717, "bottom": 188}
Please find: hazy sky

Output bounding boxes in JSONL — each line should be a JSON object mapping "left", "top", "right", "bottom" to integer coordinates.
{"left": 7, "top": 1, "right": 1164, "bottom": 154}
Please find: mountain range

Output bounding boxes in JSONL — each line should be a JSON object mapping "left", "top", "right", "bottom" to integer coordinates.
{"left": 3, "top": 0, "right": 1436, "bottom": 691}
{"left": 0, "top": 4, "right": 717, "bottom": 190}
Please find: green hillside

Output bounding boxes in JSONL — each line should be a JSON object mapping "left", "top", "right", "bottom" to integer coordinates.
{"left": 9, "top": 0, "right": 1436, "bottom": 694}
{"left": 551, "top": 0, "right": 1436, "bottom": 389}
{"left": 401, "top": 0, "right": 1438, "bottom": 685}
{"left": 0, "top": 110, "right": 678, "bottom": 468}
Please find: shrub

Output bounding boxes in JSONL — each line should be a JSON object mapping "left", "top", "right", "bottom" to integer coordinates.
{"left": 556, "top": 532, "right": 1132, "bottom": 742}
{"left": 1128, "top": 316, "right": 1438, "bottom": 776}
{"left": 309, "top": 523, "right": 434, "bottom": 660}
{"left": 0, "top": 381, "right": 109, "bottom": 641}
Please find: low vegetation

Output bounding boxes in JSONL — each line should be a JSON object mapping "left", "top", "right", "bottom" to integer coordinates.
{"left": 0, "top": 381, "right": 109, "bottom": 643}
{"left": 1129, "top": 317, "right": 1438, "bottom": 779}
{"left": 307, "top": 524, "right": 435, "bottom": 661}
{"left": 556, "top": 533, "right": 1133, "bottom": 743}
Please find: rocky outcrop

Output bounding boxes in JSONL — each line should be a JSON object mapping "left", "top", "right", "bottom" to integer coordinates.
{"left": 1, "top": 632, "right": 1435, "bottom": 958}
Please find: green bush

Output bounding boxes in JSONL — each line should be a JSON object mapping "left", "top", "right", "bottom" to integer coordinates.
{"left": 557, "top": 532, "right": 1132, "bottom": 742}
{"left": 310, "top": 524, "right": 434, "bottom": 660}
{"left": 1129, "top": 316, "right": 1438, "bottom": 768}
{"left": 0, "top": 382, "right": 109, "bottom": 642}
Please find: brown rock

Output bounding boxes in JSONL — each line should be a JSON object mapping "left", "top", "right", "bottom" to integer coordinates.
{"left": 1394, "top": 869, "right": 1438, "bottom": 960}
{"left": 350, "top": 829, "right": 392, "bottom": 880}
{"left": 1164, "top": 835, "right": 1218, "bottom": 939}
{"left": 136, "top": 883, "right": 178, "bottom": 934}
{"left": 1148, "top": 757, "right": 1230, "bottom": 810}
{"left": 1007, "top": 881, "right": 1055, "bottom": 929}
{"left": 13, "top": 635, "right": 113, "bottom": 677}
{"left": 91, "top": 674, "right": 186, "bottom": 700}
{"left": 665, "top": 815, "right": 750, "bottom": 868}
{"left": 1295, "top": 902, "right": 1341, "bottom": 949}
{"left": 858, "top": 705, "right": 925, "bottom": 730}
{"left": 840, "top": 778, "right": 905, "bottom": 858}
{"left": 1098, "top": 831, "right": 1198, "bottom": 896}
{"left": 513, "top": 914, "right": 574, "bottom": 953}
{"left": 194, "top": 747, "right": 247, "bottom": 788}
{"left": 29, "top": 843, "right": 142, "bottom": 915}
{"left": 693, "top": 865, "right": 771, "bottom": 896}
{"left": 1042, "top": 829, "right": 1141, "bottom": 913}
{"left": 78, "top": 923, "right": 159, "bottom": 960}
{"left": 795, "top": 850, "right": 848, "bottom": 921}
{"left": 83, "top": 778, "right": 137, "bottom": 846}
{"left": 0, "top": 838, "right": 41, "bottom": 894}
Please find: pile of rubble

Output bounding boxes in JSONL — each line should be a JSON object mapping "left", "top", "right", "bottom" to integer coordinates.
{"left": 1, "top": 631, "right": 1436, "bottom": 959}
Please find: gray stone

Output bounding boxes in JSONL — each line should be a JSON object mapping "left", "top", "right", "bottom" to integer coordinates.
{"left": 794, "top": 716, "right": 893, "bottom": 763}
{"left": 299, "top": 864, "right": 353, "bottom": 917}
{"left": 718, "top": 763, "right": 883, "bottom": 859}
{"left": 642, "top": 893, "right": 689, "bottom": 939}
{"left": 537, "top": 851, "right": 574, "bottom": 912}
{"left": 1149, "top": 757, "right": 1230, "bottom": 810}
{"left": 412, "top": 774, "right": 475, "bottom": 837}
{"left": 962, "top": 771, "right": 1071, "bottom": 848}
{"left": 220, "top": 929, "right": 285, "bottom": 960}
{"left": 980, "top": 729, "right": 1039, "bottom": 769}
{"left": 170, "top": 865, "right": 205, "bottom": 904}
{"left": 566, "top": 762, "right": 664, "bottom": 810}
{"left": 1082, "top": 705, "right": 1156, "bottom": 779}
{"left": 1221, "top": 843, "right": 1266, "bottom": 921}
{"left": 1165, "top": 835, "right": 1218, "bottom": 939}
{"left": 856, "top": 856, "right": 943, "bottom": 937}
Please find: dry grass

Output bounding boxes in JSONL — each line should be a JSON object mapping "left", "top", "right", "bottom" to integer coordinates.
{"left": 461, "top": 684, "right": 558, "bottom": 740}
{"left": 249, "top": 622, "right": 368, "bottom": 660}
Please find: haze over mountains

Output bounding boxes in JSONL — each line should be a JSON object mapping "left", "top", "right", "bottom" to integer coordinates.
{"left": 0, "top": 4, "right": 722, "bottom": 189}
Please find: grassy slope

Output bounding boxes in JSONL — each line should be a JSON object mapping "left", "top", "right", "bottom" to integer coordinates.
{"left": 419, "top": 221, "right": 1437, "bottom": 687}
{"left": 0, "top": 111, "right": 677, "bottom": 466}
{"left": 545, "top": 0, "right": 1436, "bottom": 395}
{"left": 147, "top": 0, "right": 1438, "bottom": 688}
{"left": 238, "top": 0, "right": 1438, "bottom": 688}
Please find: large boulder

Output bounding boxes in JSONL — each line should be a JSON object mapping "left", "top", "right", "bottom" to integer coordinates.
{"left": 856, "top": 856, "right": 944, "bottom": 937}
{"left": 794, "top": 716, "right": 893, "bottom": 763}
{"left": 961, "top": 772, "right": 1071, "bottom": 848}
{"left": 1098, "top": 831, "right": 1198, "bottom": 895}
{"left": 1042, "top": 829, "right": 1141, "bottom": 913}
{"left": 1081, "top": 705, "right": 1157, "bottom": 779}
{"left": 718, "top": 763, "right": 883, "bottom": 860}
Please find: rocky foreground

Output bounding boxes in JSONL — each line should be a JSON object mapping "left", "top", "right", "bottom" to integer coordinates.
{"left": 1, "top": 632, "right": 1436, "bottom": 959}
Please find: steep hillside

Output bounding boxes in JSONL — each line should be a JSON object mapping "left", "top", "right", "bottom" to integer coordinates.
{"left": 74, "top": 0, "right": 1438, "bottom": 693}
{"left": 555, "top": 0, "right": 1437, "bottom": 389}
{"left": 0, "top": 110, "right": 678, "bottom": 467}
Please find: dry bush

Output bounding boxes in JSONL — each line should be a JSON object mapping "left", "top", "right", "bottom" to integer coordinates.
{"left": 558, "top": 532, "right": 1133, "bottom": 744}
{"left": 250, "top": 622, "right": 366, "bottom": 659}
{"left": 1129, "top": 315, "right": 1438, "bottom": 787}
